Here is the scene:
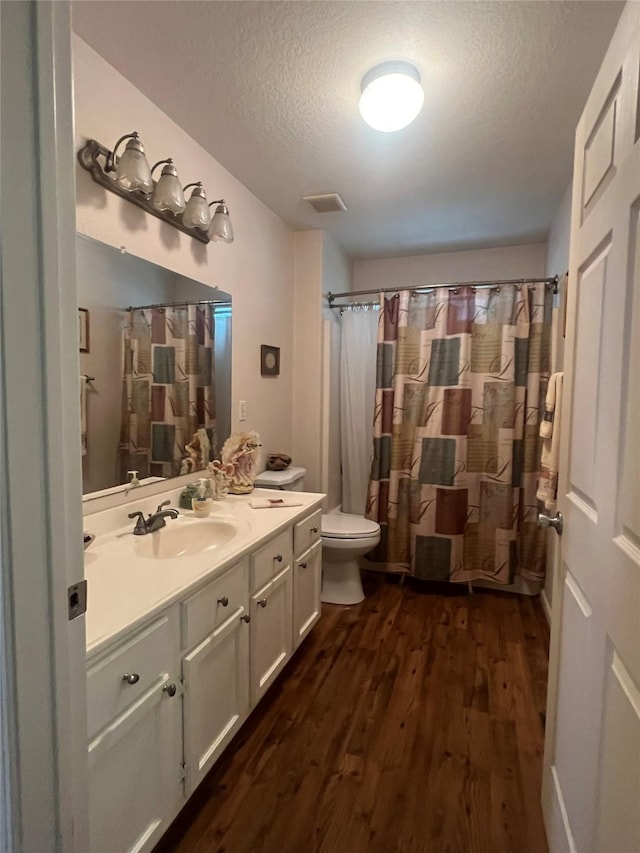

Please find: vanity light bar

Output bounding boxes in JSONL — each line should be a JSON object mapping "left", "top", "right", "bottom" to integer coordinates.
{"left": 77, "top": 136, "right": 234, "bottom": 246}
{"left": 78, "top": 139, "right": 210, "bottom": 244}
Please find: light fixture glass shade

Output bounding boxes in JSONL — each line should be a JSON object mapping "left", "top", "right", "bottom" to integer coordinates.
{"left": 208, "top": 202, "right": 234, "bottom": 243}
{"left": 114, "top": 136, "right": 153, "bottom": 193}
{"left": 359, "top": 61, "right": 424, "bottom": 132}
{"left": 151, "top": 160, "right": 186, "bottom": 214}
{"left": 182, "top": 184, "right": 211, "bottom": 231}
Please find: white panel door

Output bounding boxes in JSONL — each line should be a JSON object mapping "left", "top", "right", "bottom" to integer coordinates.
{"left": 543, "top": 5, "right": 640, "bottom": 853}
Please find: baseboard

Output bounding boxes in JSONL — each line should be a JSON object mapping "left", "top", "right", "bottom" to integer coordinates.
{"left": 540, "top": 588, "right": 552, "bottom": 625}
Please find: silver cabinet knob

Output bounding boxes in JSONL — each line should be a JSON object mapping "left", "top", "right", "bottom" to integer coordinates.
{"left": 217, "top": 595, "right": 229, "bottom": 607}
{"left": 311, "top": 525, "right": 318, "bottom": 533}
{"left": 241, "top": 613, "right": 251, "bottom": 623}
{"left": 163, "top": 683, "right": 177, "bottom": 697}
{"left": 122, "top": 673, "right": 140, "bottom": 685}
{"left": 300, "top": 562, "right": 308, "bottom": 569}
{"left": 257, "top": 598, "right": 267, "bottom": 608}
{"left": 538, "top": 510, "right": 563, "bottom": 535}
{"left": 274, "top": 554, "right": 283, "bottom": 562}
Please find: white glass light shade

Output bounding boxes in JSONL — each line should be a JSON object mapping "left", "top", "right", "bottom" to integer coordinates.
{"left": 209, "top": 203, "right": 234, "bottom": 243}
{"left": 183, "top": 186, "right": 211, "bottom": 231}
{"left": 152, "top": 161, "right": 186, "bottom": 214}
{"left": 114, "top": 139, "right": 153, "bottom": 193}
{"left": 359, "top": 61, "right": 424, "bottom": 132}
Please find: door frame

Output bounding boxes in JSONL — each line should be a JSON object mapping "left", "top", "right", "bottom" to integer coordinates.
{"left": 0, "top": 2, "right": 88, "bottom": 849}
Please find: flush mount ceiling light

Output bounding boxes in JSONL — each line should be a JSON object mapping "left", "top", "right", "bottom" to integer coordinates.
{"left": 359, "top": 61, "right": 424, "bottom": 132}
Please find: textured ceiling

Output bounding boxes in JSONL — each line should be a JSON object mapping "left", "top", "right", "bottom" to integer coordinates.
{"left": 72, "top": 0, "right": 624, "bottom": 259}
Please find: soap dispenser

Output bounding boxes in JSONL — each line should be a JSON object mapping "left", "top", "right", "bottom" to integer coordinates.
{"left": 192, "top": 478, "right": 213, "bottom": 518}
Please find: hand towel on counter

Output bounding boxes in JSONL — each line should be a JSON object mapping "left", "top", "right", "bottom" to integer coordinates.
{"left": 80, "top": 375, "right": 88, "bottom": 456}
{"left": 537, "top": 372, "right": 563, "bottom": 510}
{"left": 249, "top": 496, "right": 303, "bottom": 509}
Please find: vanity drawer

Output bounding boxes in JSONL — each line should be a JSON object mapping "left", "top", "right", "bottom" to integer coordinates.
{"left": 294, "top": 509, "right": 322, "bottom": 556}
{"left": 181, "top": 557, "right": 249, "bottom": 649}
{"left": 87, "top": 613, "right": 175, "bottom": 739}
{"left": 251, "top": 528, "right": 292, "bottom": 591}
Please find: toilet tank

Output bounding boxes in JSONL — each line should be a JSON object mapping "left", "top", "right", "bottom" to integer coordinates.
{"left": 253, "top": 466, "right": 306, "bottom": 491}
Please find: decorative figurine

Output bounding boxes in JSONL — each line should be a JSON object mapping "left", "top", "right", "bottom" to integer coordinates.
{"left": 207, "top": 459, "right": 234, "bottom": 498}
{"left": 180, "top": 427, "right": 211, "bottom": 475}
{"left": 220, "top": 431, "right": 262, "bottom": 494}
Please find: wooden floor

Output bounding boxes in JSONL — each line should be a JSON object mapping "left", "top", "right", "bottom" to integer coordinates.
{"left": 156, "top": 573, "right": 550, "bottom": 853}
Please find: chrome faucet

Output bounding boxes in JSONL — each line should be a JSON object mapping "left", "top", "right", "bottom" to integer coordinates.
{"left": 128, "top": 500, "right": 179, "bottom": 535}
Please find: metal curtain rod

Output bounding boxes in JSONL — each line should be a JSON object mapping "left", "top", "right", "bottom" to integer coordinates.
{"left": 327, "top": 274, "right": 559, "bottom": 305}
{"left": 127, "top": 299, "right": 231, "bottom": 311}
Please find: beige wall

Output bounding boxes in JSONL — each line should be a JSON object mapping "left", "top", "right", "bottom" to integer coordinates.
{"left": 73, "top": 36, "right": 296, "bottom": 463}
{"left": 321, "top": 233, "right": 351, "bottom": 510}
{"left": 352, "top": 242, "right": 547, "bottom": 291}
{"left": 291, "top": 231, "right": 324, "bottom": 490}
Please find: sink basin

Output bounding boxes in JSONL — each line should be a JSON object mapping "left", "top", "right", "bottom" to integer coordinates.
{"left": 135, "top": 517, "right": 240, "bottom": 560}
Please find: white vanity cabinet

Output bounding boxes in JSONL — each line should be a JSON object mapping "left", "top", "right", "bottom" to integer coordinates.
{"left": 293, "top": 540, "right": 322, "bottom": 649}
{"left": 86, "top": 611, "right": 183, "bottom": 853}
{"left": 292, "top": 508, "right": 322, "bottom": 649}
{"left": 180, "top": 558, "right": 250, "bottom": 795}
{"left": 85, "top": 497, "right": 324, "bottom": 853}
{"left": 249, "top": 528, "right": 294, "bottom": 703}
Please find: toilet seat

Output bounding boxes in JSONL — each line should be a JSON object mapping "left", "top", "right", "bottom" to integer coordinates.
{"left": 321, "top": 513, "right": 380, "bottom": 539}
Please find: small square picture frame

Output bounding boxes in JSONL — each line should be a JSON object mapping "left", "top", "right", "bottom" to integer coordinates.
{"left": 261, "top": 344, "right": 280, "bottom": 377}
{"left": 78, "top": 308, "right": 90, "bottom": 353}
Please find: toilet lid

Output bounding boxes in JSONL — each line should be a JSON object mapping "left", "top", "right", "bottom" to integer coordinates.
{"left": 321, "top": 513, "right": 380, "bottom": 539}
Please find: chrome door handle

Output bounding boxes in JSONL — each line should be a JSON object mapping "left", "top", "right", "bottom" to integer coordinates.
{"left": 163, "top": 683, "right": 177, "bottom": 697}
{"left": 310, "top": 526, "right": 318, "bottom": 533}
{"left": 274, "top": 554, "right": 283, "bottom": 563}
{"left": 217, "top": 596, "right": 229, "bottom": 607}
{"left": 299, "top": 562, "right": 307, "bottom": 569}
{"left": 122, "top": 673, "right": 140, "bottom": 685}
{"left": 257, "top": 598, "right": 267, "bottom": 608}
{"left": 538, "top": 510, "right": 563, "bottom": 535}
{"left": 241, "top": 613, "right": 251, "bottom": 623}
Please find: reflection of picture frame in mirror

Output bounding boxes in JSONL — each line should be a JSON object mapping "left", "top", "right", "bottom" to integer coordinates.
{"left": 79, "top": 308, "right": 90, "bottom": 353}
{"left": 260, "top": 344, "right": 280, "bottom": 376}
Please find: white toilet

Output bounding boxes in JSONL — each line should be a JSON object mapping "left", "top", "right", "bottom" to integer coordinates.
{"left": 319, "top": 513, "right": 380, "bottom": 605}
{"left": 253, "top": 468, "right": 381, "bottom": 606}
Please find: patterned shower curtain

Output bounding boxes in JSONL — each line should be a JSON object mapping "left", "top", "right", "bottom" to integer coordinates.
{"left": 119, "top": 304, "right": 217, "bottom": 480}
{"left": 366, "top": 283, "right": 552, "bottom": 585}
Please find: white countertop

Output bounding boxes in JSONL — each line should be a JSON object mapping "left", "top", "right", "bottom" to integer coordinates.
{"left": 84, "top": 489, "right": 324, "bottom": 657}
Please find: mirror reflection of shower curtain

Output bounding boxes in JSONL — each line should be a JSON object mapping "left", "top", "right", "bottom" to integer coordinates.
{"left": 340, "top": 306, "right": 379, "bottom": 515}
{"left": 119, "top": 304, "right": 217, "bottom": 480}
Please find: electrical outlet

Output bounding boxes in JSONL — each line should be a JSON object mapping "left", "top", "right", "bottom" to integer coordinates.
{"left": 239, "top": 400, "right": 247, "bottom": 421}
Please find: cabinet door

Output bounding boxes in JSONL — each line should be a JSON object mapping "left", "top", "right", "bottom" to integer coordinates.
{"left": 293, "top": 540, "right": 322, "bottom": 649}
{"left": 182, "top": 606, "right": 250, "bottom": 795}
{"left": 250, "top": 565, "right": 293, "bottom": 705}
{"left": 88, "top": 675, "right": 182, "bottom": 853}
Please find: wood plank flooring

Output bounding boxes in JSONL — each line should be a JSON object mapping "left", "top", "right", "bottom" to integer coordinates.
{"left": 155, "top": 573, "right": 550, "bottom": 853}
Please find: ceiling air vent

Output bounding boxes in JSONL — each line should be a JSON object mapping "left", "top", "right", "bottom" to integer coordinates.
{"left": 302, "top": 192, "right": 348, "bottom": 214}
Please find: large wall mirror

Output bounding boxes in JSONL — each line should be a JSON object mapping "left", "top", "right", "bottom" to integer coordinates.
{"left": 77, "top": 234, "right": 232, "bottom": 497}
